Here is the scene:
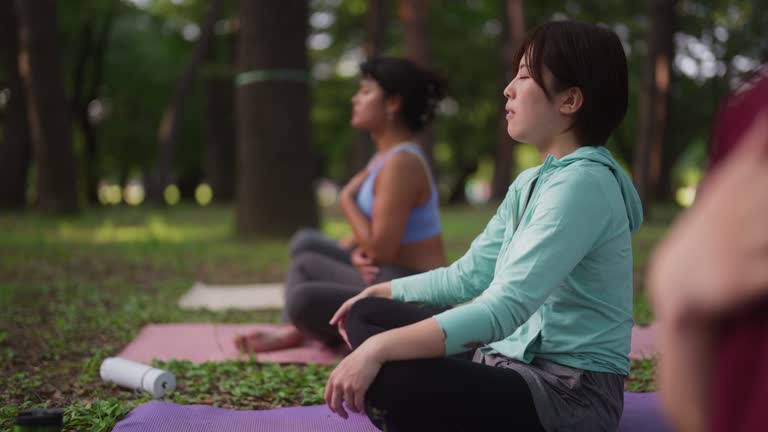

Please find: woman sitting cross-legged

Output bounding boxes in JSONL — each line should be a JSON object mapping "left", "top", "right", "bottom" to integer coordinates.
{"left": 235, "top": 57, "right": 448, "bottom": 354}
{"left": 325, "top": 21, "right": 643, "bottom": 431}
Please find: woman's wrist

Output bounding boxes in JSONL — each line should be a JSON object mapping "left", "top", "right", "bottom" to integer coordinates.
{"left": 369, "top": 282, "right": 392, "bottom": 299}
{"left": 361, "top": 333, "right": 388, "bottom": 364}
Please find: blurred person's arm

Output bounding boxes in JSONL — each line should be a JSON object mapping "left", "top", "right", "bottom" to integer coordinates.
{"left": 337, "top": 234, "right": 356, "bottom": 249}
{"left": 648, "top": 115, "right": 768, "bottom": 432}
{"left": 339, "top": 152, "right": 427, "bottom": 263}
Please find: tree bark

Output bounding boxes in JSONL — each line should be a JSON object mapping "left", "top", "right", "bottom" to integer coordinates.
{"left": 349, "top": 0, "right": 390, "bottom": 176}
{"left": 235, "top": 0, "right": 318, "bottom": 236}
{"left": 15, "top": 0, "right": 79, "bottom": 213}
{"left": 71, "top": 7, "right": 115, "bottom": 205}
{"left": 397, "top": 0, "right": 435, "bottom": 174}
{"left": 203, "top": 76, "right": 235, "bottom": 201}
{"left": 491, "top": 0, "right": 525, "bottom": 201}
{"left": 148, "top": 0, "right": 222, "bottom": 204}
{"left": 0, "top": 0, "right": 31, "bottom": 209}
{"left": 448, "top": 159, "right": 478, "bottom": 204}
{"left": 633, "top": 0, "right": 676, "bottom": 218}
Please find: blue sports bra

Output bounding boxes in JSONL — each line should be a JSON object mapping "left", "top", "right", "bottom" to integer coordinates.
{"left": 355, "top": 143, "right": 441, "bottom": 244}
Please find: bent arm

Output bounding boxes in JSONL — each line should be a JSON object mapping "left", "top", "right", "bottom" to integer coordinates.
{"left": 434, "top": 173, "right": 609, "bottom": 354}
{"left": 341, "top": 152, "right": 427, "bottom": 263}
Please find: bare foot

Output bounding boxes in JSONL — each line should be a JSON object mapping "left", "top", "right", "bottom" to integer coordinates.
{"left": 235, "top": 325, "right": 305, "bottom": 353}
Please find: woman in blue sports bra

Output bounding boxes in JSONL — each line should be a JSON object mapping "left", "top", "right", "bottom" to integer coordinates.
{"left": 235, "top": 57, "right": 448, "bottom": 354}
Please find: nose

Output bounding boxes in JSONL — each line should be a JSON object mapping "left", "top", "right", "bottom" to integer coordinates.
{"left": 503, "top": 79, "right": 515, "bottom": 99}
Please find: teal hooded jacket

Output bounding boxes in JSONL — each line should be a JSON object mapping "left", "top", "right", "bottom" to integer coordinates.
{"left": 391, "top": 146, "right": 644, "bottom": 375}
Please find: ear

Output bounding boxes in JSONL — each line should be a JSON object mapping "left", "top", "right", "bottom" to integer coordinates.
{"left": 559, "top": 87, "right": 584, "bottom": 115}
{"left": 385, "top": 94, "right": 403, "bottom": 118}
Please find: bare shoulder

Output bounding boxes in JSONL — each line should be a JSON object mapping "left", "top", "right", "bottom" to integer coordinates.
{"left": 379, "top": 150, "right": 427, "bottom": 179}
{"left": 375, "top": 149, "right": 430, "bottom": 201}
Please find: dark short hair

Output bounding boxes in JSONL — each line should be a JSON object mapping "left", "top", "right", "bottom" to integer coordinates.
{"left": 359, "top": 57, "right": 445, "bottom": 132}
{"left": 512, "top": 21, "right": 628, "bottom": 146}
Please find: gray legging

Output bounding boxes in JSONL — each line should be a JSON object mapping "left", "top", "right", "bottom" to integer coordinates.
{"left": 288, "top": 228, "right": 352, "bottom": 263}
{"left": 282, "top": 229, "right": 417, "bottom": 345}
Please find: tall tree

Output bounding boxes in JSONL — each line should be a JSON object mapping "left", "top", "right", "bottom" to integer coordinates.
{"left": 397, "top": 0, "right": 435, "bottom": 172}
{"left": 148, "top": 0, "right": 222, "bottom": 204}
{"left": 349, "top": 0, "right": 390, "bottom": 175}
{"left": 202, "top": 25, "right": 237, "bottom": 202}
{"left": 70, "top": 4, "right": 115, "bottom": 204}
{"left": 202, "top": 75, "right": 235, "bottom": 201}
{"left": 0, "top": 0, "right": 31, "bottom": 210}
{"left": 491, "top": 0, "right": 525, "bottom": 201}
{"left": 15, "top": 0, "right": 79, "bottom": 213}
{"left": 633, "top": 0, "right": 677, "bottom": 217}
{"left": 236, "top": 0, "right": 318, "bottom": 236}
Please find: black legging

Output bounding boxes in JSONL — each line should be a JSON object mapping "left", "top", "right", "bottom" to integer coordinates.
{"left": 344, "top": 297, "right": 546, "bottom": 432}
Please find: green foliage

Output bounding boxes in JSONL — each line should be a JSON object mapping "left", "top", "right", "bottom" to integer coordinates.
{"left": 157, "top": 359, "right": 333, "bottom": 407}
{"left": 65, "top": 399, "right": 137, "bottom": 432}
{"left": 40, "top": 0, "right": 768, "bottom": 205}
{"left": 626, "top": 358, "right": 657, "bottom": 392}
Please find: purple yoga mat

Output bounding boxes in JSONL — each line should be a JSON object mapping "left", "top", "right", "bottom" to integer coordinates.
{"left": 112, "top": 393, "right": 670, "bottom": 432}
{"left": 618, "top": 392, "right": 673, "bottom": 432}
{"left": 112, "top": 402, "right": 378, "bottom": 432}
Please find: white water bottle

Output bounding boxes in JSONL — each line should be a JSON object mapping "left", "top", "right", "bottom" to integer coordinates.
{"left": 100, "top": 357, "right": 176, "bottom": 398}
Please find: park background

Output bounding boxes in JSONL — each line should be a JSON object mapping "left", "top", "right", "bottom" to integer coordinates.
{"left": 1, "top": 0, "right": 766, "bottom": 430}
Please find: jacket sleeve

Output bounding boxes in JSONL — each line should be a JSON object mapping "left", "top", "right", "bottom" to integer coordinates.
{"left": 433, "top": 171, "right": 611, "bottom": 355}
{"left": 390, "top": 188, "right": 516, "bottom": 307}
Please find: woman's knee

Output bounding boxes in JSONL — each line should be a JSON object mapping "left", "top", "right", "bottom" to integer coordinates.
{"left": 345, "top": 297, "right": 391, "bottom": 348}
{"left": 288, "top": 228, "right": 319, "bottom": 256}
{"left": 285, "top": 251, "right": 328, "bottom": 286}
{"left": 348, "top": 297, "right": 389, "bottom": 323}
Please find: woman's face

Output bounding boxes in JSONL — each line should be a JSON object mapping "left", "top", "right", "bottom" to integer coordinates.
{"left": 503, "top": 60, "right": 571, "bottom": 146}
{"left": 351, "top": 78, "right": 389, "bottom": 131}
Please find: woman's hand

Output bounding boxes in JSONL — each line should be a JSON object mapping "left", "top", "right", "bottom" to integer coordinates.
{"left": 351, "top": 247, "right": 380, "bottom": 284}
{"left": 340, "top": 169, "right": 369, "bottom": 201}
{"left": 331, "top": 282, "right": 392, "bottom": 347}
{"left": 324, "top": 341, "right": 383, "bottom": 418}
{"left": 330, "top": 282, "right": 392, "bottom": 328}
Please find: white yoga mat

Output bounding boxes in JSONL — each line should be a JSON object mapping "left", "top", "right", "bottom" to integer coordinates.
{"left": 178, "top": 282, "right": 284, "bottom": 311}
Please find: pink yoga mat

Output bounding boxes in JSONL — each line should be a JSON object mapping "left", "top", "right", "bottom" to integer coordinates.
{"left": 118, "top": 323, "right": 658, "bottom": 365}
{"left": 118, "top": 323, "right": 346, "bottom": 364}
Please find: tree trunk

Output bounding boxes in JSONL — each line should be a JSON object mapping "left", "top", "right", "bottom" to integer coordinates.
{"left": 349, "top": 0, "right": 390, "bottom": 176}
{"left": 15, "top": 0, "right": 79, "bottom": 213}
{"left": 632, "top": 0, "right": 676, "bottom": 218}
{"left": 148, "top": 0, "right": 222, "bottom": 204}
{"left": 71, "top": 7, "right": 114, "bottom": 205}
{"left": 203, "top": 76, "right": 235, "bottom": 201}
{"left": 235, "top": 0, "right": 318, "bottom": 236}
{"left": 491, "top": 0, "right": 525, "bottom": 201}
{"left": 0, "top": 0, "right": 31, "bottom": 209}
{"left": 448, "top": 159, "right": 478, "bottom": 205}
{"left": 397, "top": 0, "right": 435, "bottom": 174}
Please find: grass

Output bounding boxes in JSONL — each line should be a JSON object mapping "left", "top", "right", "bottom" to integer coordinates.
{"left": 0, "top": 203, "right": 677, "bottom": 431}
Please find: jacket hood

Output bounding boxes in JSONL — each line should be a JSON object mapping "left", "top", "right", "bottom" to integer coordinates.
{"left": 554, "top": 146, "right": 644, "bottom": 234}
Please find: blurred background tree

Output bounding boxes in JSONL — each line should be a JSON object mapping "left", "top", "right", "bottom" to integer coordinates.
{"left": 1, "top": 0, "right": 766, "bottom": 225}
